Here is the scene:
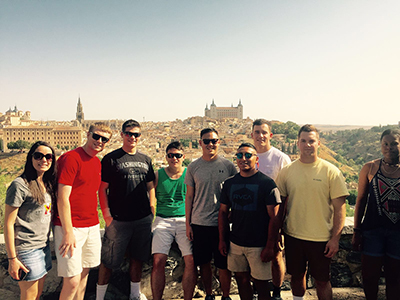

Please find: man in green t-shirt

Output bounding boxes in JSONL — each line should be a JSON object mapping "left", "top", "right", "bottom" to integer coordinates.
{"left": 151, "top": 141, "right": 196, "bottom": 300}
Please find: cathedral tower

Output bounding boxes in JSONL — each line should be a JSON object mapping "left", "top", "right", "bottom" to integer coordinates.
{"left": 76, "top": 97, "right": 84, "bottom": 123}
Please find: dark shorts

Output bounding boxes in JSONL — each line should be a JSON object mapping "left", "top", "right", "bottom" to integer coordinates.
{"left": 362, "top": 228, "right": 400, "bottom": 260}
{"left": 101, "top": 215, "right": 152, "bottom": 269}
{"left": 191, "top": 224, "right": 228, "bottom": 269}
{"left": 285, "top": 234, "right": 331, "bottom": 282}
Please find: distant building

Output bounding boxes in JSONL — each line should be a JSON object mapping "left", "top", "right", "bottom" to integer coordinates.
{"left": 3, "top": 125, "right": 82, "bottom": 151}
{"left": 0, "top": 106, "right": 32, "bottom": 126}
{"left": 76, "top": 97, "right": 121, "bottom": 130}
{"left": 204, "top": 99, "right": 243, "bottom": 119}
{"left": 76, "top": 97, "right": 84, "bottom": 123}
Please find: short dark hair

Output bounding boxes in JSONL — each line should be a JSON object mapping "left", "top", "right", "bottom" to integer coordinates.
{"left": 237, "top": 142, "right": 257, "bottom": 151}
{"left": 298, "top": 124, "right": 319, "bottom": 138}
{"left": 381, "top": 129, "right": 400, "bottom": 141}
{"left": 200, "top": 128, "right": 218, "bottom": 138}
{"left": 252, "top": 119, "right": 271, "bottom": 131}
{"left": 122, "top": 119, "right": 141, "bottom": 132}
{"left": 166, "top": 141, "right": 184, "bottom": 153}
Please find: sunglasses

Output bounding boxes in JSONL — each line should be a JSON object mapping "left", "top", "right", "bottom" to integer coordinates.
{"left": 91, "top": 132, "right": 110, "bottom": 143}
{"left": 167, "top": 153, "right": 183, "bottom": 159}
{"left": 33, "top": 152, "right": 54, "bottom": 161}
{"left": 236, "top": 152, "right": 256, "bottom": 159}
{"left": 123, "top": 132, "right": 142, "bottom": 138}
{"left": 202, "top": 138, "right": 219, "bottom": 145}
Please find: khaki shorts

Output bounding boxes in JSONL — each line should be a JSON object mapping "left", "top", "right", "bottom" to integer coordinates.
{"left": 54, "top": 224, "right": 101, "bottom": 277}
{"left": 152, "top": 216, "right": 192, "bottom": 256}
{"left": 228, "top": 242, "right": 272, "bottom": 280}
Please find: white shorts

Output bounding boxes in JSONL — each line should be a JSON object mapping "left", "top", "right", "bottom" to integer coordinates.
{"left": 228, "top": 242, "right": 272, "bottom": 281}
{"left": 54, "top": 224, "right": 101, "bottom": 277}
{"left": 151, "top": 216, "right": 192, "bottom": 257}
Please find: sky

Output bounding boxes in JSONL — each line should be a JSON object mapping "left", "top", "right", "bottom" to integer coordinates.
{"left": 1, "top": 0, "right": 399, "bottom": 126}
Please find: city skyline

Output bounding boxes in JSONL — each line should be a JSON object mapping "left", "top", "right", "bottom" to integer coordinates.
{"left": 1, "top": 1, "right": 399, "bottom": 126}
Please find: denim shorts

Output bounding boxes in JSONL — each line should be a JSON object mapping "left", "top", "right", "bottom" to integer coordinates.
{"left": 14, "top": 244, "right": 52, "bottom": 282}
{"left": 362, "top": 228, "right": 400, "bottom": 260}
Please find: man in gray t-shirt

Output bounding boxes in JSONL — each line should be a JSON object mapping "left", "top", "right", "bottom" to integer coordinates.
{"left": 185, "top": 128, "right": 237, "bottom": 300}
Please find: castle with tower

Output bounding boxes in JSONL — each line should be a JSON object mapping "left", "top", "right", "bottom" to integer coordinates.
{"left": 204, "top": 99, "right": 243, "bottom": 119}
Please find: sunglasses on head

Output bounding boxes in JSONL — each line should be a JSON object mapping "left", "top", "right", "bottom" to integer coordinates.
{"left": 236, "top": 152, "right": 256, "bottom": 159}
{"left": 33, "top": 152, "right": 54, "bottom": 161}
{"left": 167, "top": 153, "right": 183, "bottom": 159}
{"left": 123, "top": 132, "right": 141, "bottom": 138}
{"left": 202, "top": 138, "right": 219, "bottom": 145}
{"left": 91, "top": 132, "right": 110, "bottom": 143}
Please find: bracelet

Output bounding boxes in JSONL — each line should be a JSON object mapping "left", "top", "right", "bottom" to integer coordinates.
{"left": 7, "top": 257, "right": 17, "bottom": 260}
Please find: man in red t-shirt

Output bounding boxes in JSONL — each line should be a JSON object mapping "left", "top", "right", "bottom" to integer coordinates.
{"left": 53, "top": 122, "right": 112, "bottom": 300}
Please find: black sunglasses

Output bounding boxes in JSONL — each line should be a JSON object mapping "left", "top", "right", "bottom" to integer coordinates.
{"left": 91, "top": 132, "right": 110, "bottom": 143}
{"left": 33, "top": 152, "right": 54, "bottom": 161}
{"left": 236, "top": 152, "right": 256, "bottom": 159}
{"left": 167, "top": 153, "right": 183, "bottom": 159}
{"left": 123, "top": 132, "right": 142, "bottom": 138}
{"left": 202, "top": 138, "right": 219, "bottom": 145}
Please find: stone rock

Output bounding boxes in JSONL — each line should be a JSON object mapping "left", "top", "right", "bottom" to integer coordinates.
{"left": 331, "top": 263, "right": 352, "bottom": 287}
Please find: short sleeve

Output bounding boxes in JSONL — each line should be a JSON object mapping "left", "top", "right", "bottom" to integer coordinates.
{"left": 184, "top": 164, "right": 195, "bottom": 187}
{"left": 58, "top": 153, "right": 79, "bottom": 186}
{"left": 101, "top": 155, "right": 113, "bottom": 183}
{"left": 281, "top": 155, "right": 291, "bottom": 168}
{"left": 229, "top": 161, "right": 237, "bottom": 176}
{"left": 267, "top": 187, "right": 281, "bottom": 206}
{"left": 5, "top": 178, "right": 26, "bottom": 208}
{"left": 146, "top": 159, "right": 156, "bottom": 182}
{"left": 275, "top": 168, "right": 288, "bottom": 198}
{"left": 329, "top": 168, "right": 349, "bottom": 199}
{"left": 219, "top": 181, "right": 230, "bottom": 205}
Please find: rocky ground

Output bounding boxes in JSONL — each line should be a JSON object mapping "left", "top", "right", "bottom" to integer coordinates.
{"left": 172, "top": 286, "right": 386, "bottom": 300}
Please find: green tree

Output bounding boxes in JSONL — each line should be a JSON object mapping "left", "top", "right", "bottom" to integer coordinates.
{"left": 346, "top": 200, "right": 354, "bottom": 217}
{"left": 7, "top": 140, "right": 31, "bottom": 150}
{"left": 183, "top": 159, "right": 191, "bottom": 167}
{"left": 347, "top": 190, "right": 357, "bottom": 205}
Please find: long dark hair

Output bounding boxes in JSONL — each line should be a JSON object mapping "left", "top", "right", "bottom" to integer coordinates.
{"left": 21, "top": 141, "right": 57, "bottom": 204}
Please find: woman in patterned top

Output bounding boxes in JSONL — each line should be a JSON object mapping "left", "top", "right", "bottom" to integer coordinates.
{"left": 352, "top": 129, "right": 400, "bottom": 300}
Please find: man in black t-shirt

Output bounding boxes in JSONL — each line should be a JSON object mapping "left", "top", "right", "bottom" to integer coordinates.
{"left": 96, "top": 120, "right": 155, "bottom": 300}
{"left": 218, "top": 143, "right": 281, "bottom": 300}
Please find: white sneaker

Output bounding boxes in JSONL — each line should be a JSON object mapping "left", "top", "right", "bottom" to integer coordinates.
{"left": 130, "top": 293, "right": 147, "bottom": 300}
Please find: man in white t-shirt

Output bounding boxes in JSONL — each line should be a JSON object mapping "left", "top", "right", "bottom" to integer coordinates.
{"left": 251, "top": 119, "right": 291, "bottom": 300}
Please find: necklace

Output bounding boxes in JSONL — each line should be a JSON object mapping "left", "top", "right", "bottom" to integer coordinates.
{"left": 381, "top": 159, "right": 400, "bottom": 175}
{"left": 381, "top": 159, "right": 400, "bottom": 167}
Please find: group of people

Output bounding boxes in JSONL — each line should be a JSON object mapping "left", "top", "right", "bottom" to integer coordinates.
{"left": 4, "top": 118, "right": 400, "bottom": 300}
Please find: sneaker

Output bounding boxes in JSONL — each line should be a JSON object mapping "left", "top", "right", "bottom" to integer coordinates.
{"left": 130, "top": 293, "right": 147, "bottom": 300}
{"left": 271, "top": 296, "right": 283, "bottom": 300}
{"left": 221, "top": 297, "right": 232, "bottom": 300}
{"left": 205, "top": 295, "right": 215, "bottom": 300}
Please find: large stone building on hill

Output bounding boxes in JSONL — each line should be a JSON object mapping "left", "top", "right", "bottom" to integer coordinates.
{"left": 3, "top": 126, "right": 82, "bottom": 151}
{"left": 204, "top": 99, "right": 243, "bottom": 119}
